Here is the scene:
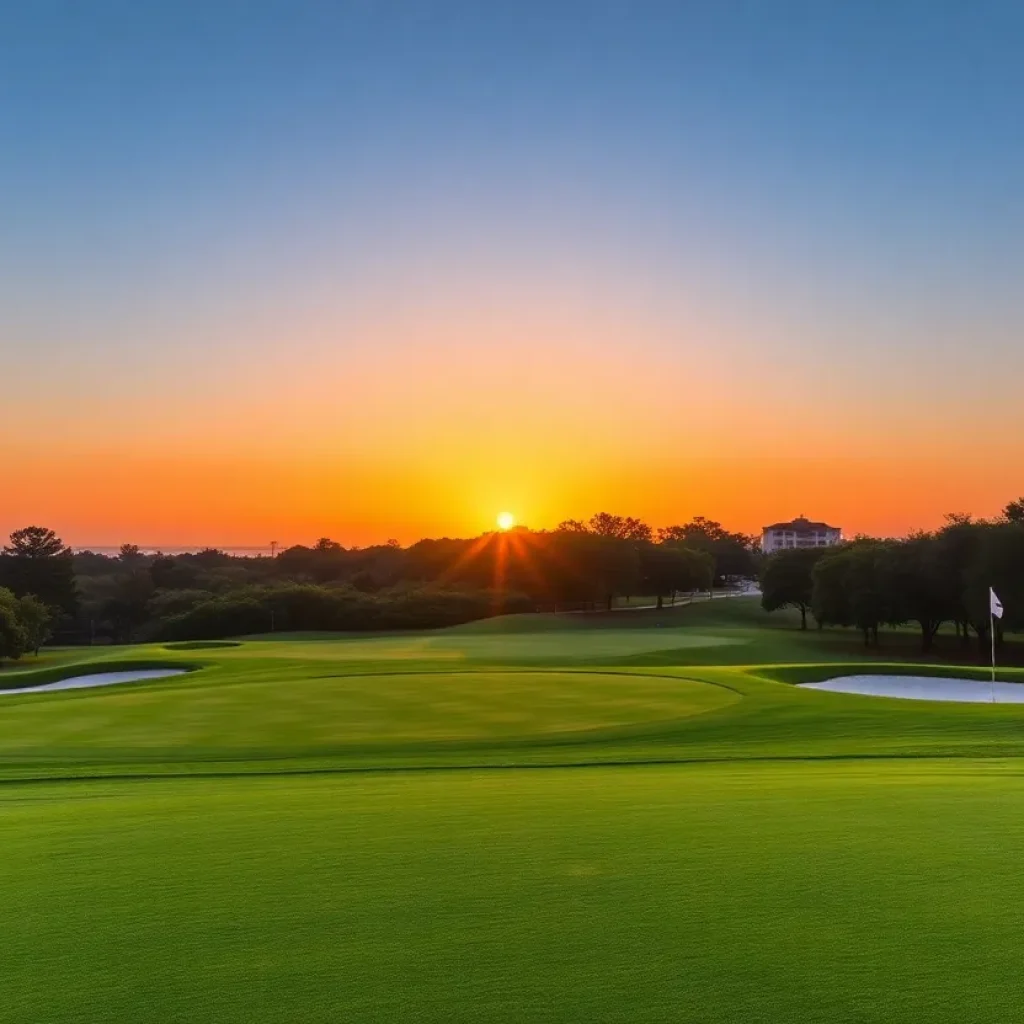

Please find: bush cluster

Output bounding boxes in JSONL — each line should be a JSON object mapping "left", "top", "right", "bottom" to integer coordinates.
{"left": 156, "top": 584, "right": 534, "bottom": 641}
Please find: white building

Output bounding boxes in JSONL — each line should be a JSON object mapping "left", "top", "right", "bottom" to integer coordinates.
{"left": 761, "top": 516, "right": 842, "bottom": 553}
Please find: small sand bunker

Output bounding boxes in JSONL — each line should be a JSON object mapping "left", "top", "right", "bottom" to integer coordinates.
{"left": 800, "top": 674, "right": 1024, "bottom": 703}
{"left": 0, "top": 668, "right": 186, "bottom": 696}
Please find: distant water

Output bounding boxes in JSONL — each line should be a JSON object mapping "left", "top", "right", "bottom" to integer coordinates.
{"left": 75, "top": 546, "right": 275, "bottom": 557}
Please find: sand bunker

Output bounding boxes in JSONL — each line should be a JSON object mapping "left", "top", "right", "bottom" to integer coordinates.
{"left": 0, "top": 668, "right": 186, "bottom": 696}
{"left": 800, "top": 674, "right": 1024, "bottom": 703}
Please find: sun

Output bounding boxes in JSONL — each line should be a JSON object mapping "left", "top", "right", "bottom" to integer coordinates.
{"left": 496, "top": 512, "right": 516, "bottom": 531}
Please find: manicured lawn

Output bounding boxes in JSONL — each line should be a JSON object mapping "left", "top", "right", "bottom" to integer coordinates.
{"left": 4, "top": 597, "right": 1024, "bottom": 1021}
{"left": 0, "top": 598, "right": 1022, "bottom": 776}
{"left": 7, "top": 762, "right": 1024, "bottom": 1023}
{"left": 0, "top": 670, "right": 739, "bottom": 771}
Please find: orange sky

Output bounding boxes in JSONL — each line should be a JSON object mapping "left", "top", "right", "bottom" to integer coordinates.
{"left": 5, "top": 299, "right": 1023, "bottom": 549}
{"left": 6, "top": 294, "right": 1022, "bottom": 548}
{"left": 2, "top": 439, "right": 1017, "bottom": 550}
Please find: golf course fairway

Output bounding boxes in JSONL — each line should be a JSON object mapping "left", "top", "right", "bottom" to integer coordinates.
{"left": 4, "top": 598, "right": 1024, "bottom": 1022}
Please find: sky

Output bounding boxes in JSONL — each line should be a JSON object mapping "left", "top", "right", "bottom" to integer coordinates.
{"left": 2, "top": 0, "right": 1023, "bottom": 547}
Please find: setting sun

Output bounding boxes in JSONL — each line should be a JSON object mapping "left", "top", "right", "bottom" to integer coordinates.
{"left": 496, "top": 512, "right": 516, "bottom": 531}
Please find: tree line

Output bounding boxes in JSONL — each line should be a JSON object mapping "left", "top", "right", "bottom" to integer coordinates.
{"left": 0, "top": 515, "right": 756, "bottom": 653}
{"left": 760, "top": 501, "right": 1024, "bottom": 653}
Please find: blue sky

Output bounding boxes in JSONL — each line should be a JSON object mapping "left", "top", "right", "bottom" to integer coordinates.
{"left": 5, "top": 0, "right": 1022, "bottom": 349}
{"left": 2, "top": 1, "right": 1023, "bottom": 542}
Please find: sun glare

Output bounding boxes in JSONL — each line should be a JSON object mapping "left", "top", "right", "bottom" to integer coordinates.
{"left": 497, "top": 512, "right": 516, "bottom": 531}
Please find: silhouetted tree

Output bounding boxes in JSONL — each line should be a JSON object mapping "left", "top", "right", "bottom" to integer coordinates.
{"left": 103, "top": 568, "right": 156, "bottom": 644}
{"left": 587, "top": 513, "right": 653, "bottom": 542}
{"left": 659, "top": 518, "right": 756, "bottom": 580}
{"left": 761, "top": 547, "right": 826, "bottom": 629}
{"left": 0, "top": 526, "right": 77, "bottom": 612}
{"left": 1004, "top": 498, "right": 1024, "bottom": 524}
{"left": 555, "top": 519, "right": 589, "bottom": 533}
{"left": 880, "top": 535, "right": 947, "bottom": 651}
{"left": 811, "top": 548, "right": 853, "bottom": 630}
{"left": 965, "top": 522, "right": 1024, "bottom": 646}
{"left": 640, "top": 543, "right": 713, "bottom": 607}
{"left": 118, "top": 544, "right": 145, "bottom": 569}
{"left": 846, "top": 542, "right": 892, "bottom": 647}
{"left": 191, "top": 548, "right": 233, "bottom": 569}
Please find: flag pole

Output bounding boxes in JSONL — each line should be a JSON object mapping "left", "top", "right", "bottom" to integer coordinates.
{"left": 991, "top": 605, "right": 996, "bottom": 701}
{"left": 989, "top": 588, "right": 1004, "bottom": 703}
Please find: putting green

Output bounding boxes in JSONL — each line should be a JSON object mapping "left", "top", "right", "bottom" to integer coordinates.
{"left": 0, "top": 670, "right": 738, "bottom": 768}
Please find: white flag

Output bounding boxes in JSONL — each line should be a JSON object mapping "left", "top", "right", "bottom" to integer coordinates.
{"left": 991, "top": 588, "right": 1004, "bottom": 619}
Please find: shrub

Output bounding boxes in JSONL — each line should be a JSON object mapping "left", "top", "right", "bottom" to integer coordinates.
{"left": 154, "top": 583, "right": 534, "bottom": 640}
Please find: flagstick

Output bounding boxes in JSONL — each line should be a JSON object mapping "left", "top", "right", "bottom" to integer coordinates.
{"left": 991, "top": 607, "right": 997, "bottom": 701}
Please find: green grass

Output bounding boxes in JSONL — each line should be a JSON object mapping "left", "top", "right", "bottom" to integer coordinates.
{"left": 0, "top": 598, "right": 1020, "bottom": 776}
{"left": 8, "top": 762, "right": 1024, "bottom": 1023}
{"left": 5, "top": 597, "right": 1024, "bottom": 1021}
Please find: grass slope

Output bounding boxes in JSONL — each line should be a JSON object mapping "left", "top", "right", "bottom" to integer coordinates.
{"left": 0, "top": 598, "right": 1021, "bottom": 777}
{"left": 5, "top": 597, "right": 1024, "bottom": 1023}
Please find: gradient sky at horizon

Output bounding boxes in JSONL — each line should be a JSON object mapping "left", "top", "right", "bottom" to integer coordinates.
{"left": 3, "top": 0, "right": 1023, "bottom": 546}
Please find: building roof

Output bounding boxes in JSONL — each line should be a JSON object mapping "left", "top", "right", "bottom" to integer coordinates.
{"left": 762, "top": 516, "right": 840, "bottom": 532}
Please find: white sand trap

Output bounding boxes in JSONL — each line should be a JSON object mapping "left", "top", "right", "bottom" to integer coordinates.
{"left": 0, "top": 668, "right": 186, "bottom": 696}
{"left": 801, "top": 674, "right": 1024, "bottom": 703}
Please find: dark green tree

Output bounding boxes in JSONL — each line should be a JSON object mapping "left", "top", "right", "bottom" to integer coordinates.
{"left": 641, "top": 544, "right": 714, "bottom": 607}
{"left": 309, "top": 538, "right": 347, "bottom": 583}
{"left": 812, "top": 540, "right": 892, "bottom": 645}
{"left": 588, "top": 534, "right": 641, "bottom": 610}
{"left": 149, "top": 555, "right": 203, "bottom": 591}
{"left": 846, "top": 542, "right": 892, "bottom": 647}
{"left": 0, "top": 588, "right": 28, "bottom": 663}
{"left": 880, "top": 535, "right": 948, "bottom": 651}
{"left": 191, "top": 548, "right": 232, "bottom": 569}
{"left": 811, "top": 548, "right": 854, "bottom": 629}
{"left": 932, "top": 517, "right": 983, "bottom": 646}
{"left": 761, "top": 547, "right": 827, "bottom": 629}
{"left": 103, "top": 569, "right": 157, "bottom": 644}
{"left": 965, "top": 522, "right": 1024, "bottom": 646}
{"left": 118, "top": 544, "right": 145, "bottom": 569}
{"left": 1, "top": 526, "right": 77, "bottom": 612}
{"left": 16, "top": 594, "right": 53, "bottom": 655}
{"left": 659, "top": 518, "right": 756, "bottom": 580}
